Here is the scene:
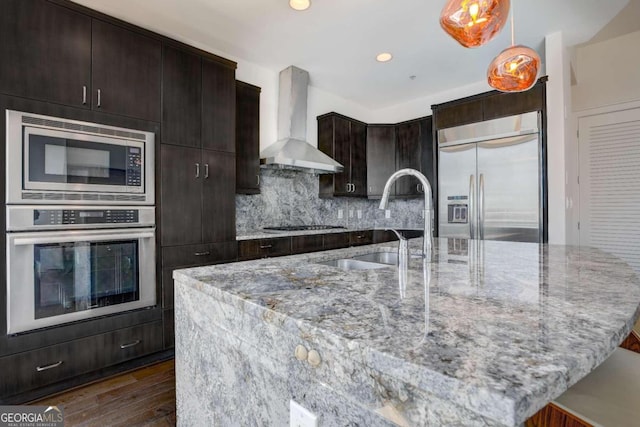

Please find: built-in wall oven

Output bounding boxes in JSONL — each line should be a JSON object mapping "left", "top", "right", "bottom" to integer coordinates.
{"left": 6, "top": 206, "right": 156, "bottom": 334}
{"left": 5, "top": 110, "right": 157, "bottom": 334}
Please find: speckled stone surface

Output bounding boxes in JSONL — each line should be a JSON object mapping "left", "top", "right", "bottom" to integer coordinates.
{"left": 174, "top": 238, "right": 640, "bottom": 426}
{"left": 236, "top": 168, "right": 426, "bottom": 235}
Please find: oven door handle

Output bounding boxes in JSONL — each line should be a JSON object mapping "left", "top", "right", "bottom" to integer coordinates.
{"left": 12, "top": 232, "right": 155, "bottom": 246}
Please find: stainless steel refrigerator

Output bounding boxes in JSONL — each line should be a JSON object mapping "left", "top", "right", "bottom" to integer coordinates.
{"left": 437, "top": 111, "right": 543, "bottom": 243}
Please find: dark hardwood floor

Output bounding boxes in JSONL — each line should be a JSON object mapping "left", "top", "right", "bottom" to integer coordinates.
{"left": 31, "top": 359, "right": 176, "bottom": 426}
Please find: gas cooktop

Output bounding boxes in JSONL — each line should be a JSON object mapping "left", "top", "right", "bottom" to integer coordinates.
{"left": 263, "top": 225, "right": 346, "bottom": 232}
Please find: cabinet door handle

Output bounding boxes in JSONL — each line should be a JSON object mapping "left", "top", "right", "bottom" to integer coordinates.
{"left": 194, "top": 251, "right": 211, "bottom": 256}
{"left": 257, "top": 174, "right": 260, "bottom": 186}
{"left": 352, "top": 184, "right": 356, "bottom": 193}
{"left": 195, "top": 163, "right": 200, "bottom": 178}
{"left": 120, "top": 340, "right": 141, "bottom": 349}
{"left": 97, "top": 89, "right": 101, "bottom": 107}
{"left": 36, "top": 361, "right": 63, "bottom": 372}
{"left": 260, "top": 244, "right": 273, "bottom": 249}
{"left": 204, "top": 163, "right": 209, "bottom": 179}
{"left": 82, "top": 86, "right": 87, "bottom": 105}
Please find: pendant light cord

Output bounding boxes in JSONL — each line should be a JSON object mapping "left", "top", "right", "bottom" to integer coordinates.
{"left": 510, "top": 0, "right": 515, "bottom": 46}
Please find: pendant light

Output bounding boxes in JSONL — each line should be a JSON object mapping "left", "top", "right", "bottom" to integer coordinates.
{"left": 487, "top": 1, "right": 540, "bottom": 92}
{"left": 440, "top": 0, "right": 510, "bottom": 48}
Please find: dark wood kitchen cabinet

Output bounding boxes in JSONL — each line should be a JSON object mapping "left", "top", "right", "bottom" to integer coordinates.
{"left": 432, "top": 77, "right": 547, "bottom": 130}
{"left": 318, "top": 113, "right": 367, "bottom": 197}
{"left": 366, "top": 125, "right": 396, "bottom": 198}
{"left": 0, "top": 0, "right": 161, "bottom": 122}
{"left": 236, "top": 81, "right": 261, "bottom": 194}
{"left": 396, "top": 120, "right": 423, "bottom": 197}
{"left": 202, "top": 59, "right": 236, "bottom": 153}
{"left": 91, "top": 19, "right": 161, "bottom": 121}
{"left": 160, "top": 146, "right": 236, "bottom": 246}
{"left": 0, "top": 0, "right": 91, "bottom": 108}
{"left": 238, "top": 237, "right": 291, "bottom": 261}
{"left": 0, "top": 321, "right": 162, "bottom": 400}
{"left": 158, "top": 42, "right": 237, "bottom": 350}
{"left": 162, "top": 45, "right": 202, "bottom": 147}
{"left": 366, "top": 117, "right": 434, "bottom": 199}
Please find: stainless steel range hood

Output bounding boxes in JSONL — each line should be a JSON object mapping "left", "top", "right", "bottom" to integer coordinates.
{"left": 260, "top": 66, "right": 343, "bottom": 174}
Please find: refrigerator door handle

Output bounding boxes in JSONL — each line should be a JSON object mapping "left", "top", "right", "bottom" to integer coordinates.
{"left": 479, "top": 173, "right": 485, "bottom": 240}
{"left": 469, "top": 174, "right": 475, "bottom": 239}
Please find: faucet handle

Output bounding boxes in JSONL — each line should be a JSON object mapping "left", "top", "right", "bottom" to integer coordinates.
{"left": 385, "top": 228, "right": 407, "bottom": 241}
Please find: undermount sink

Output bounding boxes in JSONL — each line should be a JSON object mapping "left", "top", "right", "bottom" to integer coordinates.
{"left": 350, "top": 252, "right": 399, "bottom": 265}
{"left": 317, "top": 258, "right": 390, "bottom": 271}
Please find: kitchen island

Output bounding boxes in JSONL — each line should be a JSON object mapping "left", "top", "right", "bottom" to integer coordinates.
{"left": 173, "top": 238, "right": 640, "bottom": 426}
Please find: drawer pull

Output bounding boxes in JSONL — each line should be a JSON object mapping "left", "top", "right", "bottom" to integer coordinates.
{"left": 260, "top": 244, "right": 273, "bottom": 249}
{"left": 36, "top": 361, "right": 63, "bottom": 372}
{"left": 120, "top": 340, "right": 141, "bottom": 349}
{"left": 357, "top": 235, "right": 364, "bottom": 239}
{"left": 194, "top": 251, "right": 211, "bottom": 256}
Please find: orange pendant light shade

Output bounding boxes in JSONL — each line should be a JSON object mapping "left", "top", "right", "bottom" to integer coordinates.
{"left": 487, "top": 45, "right": 540, "bottom": 92}
{"left": 440, "top": 0, "right": 510, "bottom": 48}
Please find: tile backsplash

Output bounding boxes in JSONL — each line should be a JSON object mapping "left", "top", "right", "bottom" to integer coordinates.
{"left": 236, "top": 168, "right": 427, "bottom": 235}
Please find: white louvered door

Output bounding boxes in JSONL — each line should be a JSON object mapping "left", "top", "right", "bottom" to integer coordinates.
{"left": 579, "top": 107, "right": 640, "bottom": 273}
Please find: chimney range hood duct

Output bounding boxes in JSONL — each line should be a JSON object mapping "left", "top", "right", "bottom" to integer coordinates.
{"left": 260, "top": 66, "right": 343, "bottom": 174}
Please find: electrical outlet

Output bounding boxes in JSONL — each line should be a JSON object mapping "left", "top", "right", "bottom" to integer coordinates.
{"left": 385, "top": 209, "right": 391, "bottom": 219}
{"left": 357, "top": 210, "right": 362, "bottom": 219}
{"left": 290, "top": 400, "right": 318, "bottom": 427}
{"left": 338, "top": 209, "right": 344, "bottom": 219}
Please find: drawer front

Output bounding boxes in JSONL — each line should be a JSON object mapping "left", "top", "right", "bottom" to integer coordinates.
{"left": 163, "top": 242, "right": 237, "bottom": 308}
{"left": 373, "top": 230, "right": 398, "bottom": 243}
{"left": 238, "top": 238, "right": 291, "bottom": 261}
{"left": 0, "top": 321, "right": 163, "bottom": 399}
{"left": 322, "top": 232, "right": 350, "bottom": 250}
{"left": 349, "top": 230, "right": 373, "bottom": 246}
{"left": 162, "top": 241, "right": 237, "bottom": 269}
{"left": 102, "top": 321, "right": 164, "bottom": 367}
{"left": 0, "top": 335, "right": 100, "bottom": 398}
{"left": 291, "top": 235, "right": 323, "bottom": 254}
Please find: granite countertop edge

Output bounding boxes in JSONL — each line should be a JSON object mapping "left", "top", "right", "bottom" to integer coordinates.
{"left": 173, "top": 240, "right": 640, "bottom": 426}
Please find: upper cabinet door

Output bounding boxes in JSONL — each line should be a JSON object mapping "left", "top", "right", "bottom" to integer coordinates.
{"left": 160, "top": 145, "right": 203, "bottom": 246}
{"left": 202, "top": 150, "right": 236, "bottom": 243}
{"left": 366, "top": 126, "right": 396, "bottom": 197}
{"left": 162, "top": 46, "right": 202, "bottom": 147}
{"left": 396, "top": 121, "right": 423, "bottom": 197}
{"left": 349, "top": 121, "right": 367, "bottom": 197}
{"left": 91, "top": 19, "right": 161, "bottom": 122}
{"left": 235, "top": 81, "right": 261, "bottom": 194}
{"left": 202, "top": 59, "right": 236, "bottom": 153}
{"left": 333, "top": 116, "right": 352, "bottom": 196}
{"left": 0, "top": 0, "right": 91, "bottom": 108}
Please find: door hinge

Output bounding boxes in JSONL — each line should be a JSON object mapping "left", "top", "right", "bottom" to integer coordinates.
{"left": 577, "top": 129, "right": 579, "bottom": 138}
{"left": 578, "top": 221, "right": 580, "bottom": 230}
{"left": 577, "top": 175, "right": 580, "bottom": 184}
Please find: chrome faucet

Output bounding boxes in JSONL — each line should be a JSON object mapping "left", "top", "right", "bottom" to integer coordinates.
{"left": 379, "top": 168, "right": 434, "bottom": 259}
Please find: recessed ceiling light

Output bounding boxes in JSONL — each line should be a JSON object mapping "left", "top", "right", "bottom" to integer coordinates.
{"left": 376, "top": 52, "right": 393, "bottom": 62}
{"left": 289, "top": 0, "right": 311, "bottom": 11}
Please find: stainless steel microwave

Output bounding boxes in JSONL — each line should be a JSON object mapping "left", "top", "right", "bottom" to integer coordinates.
{"left": 6, "top": 110, "right": 155, "bottom": 205}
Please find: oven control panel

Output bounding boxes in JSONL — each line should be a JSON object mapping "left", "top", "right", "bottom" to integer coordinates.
{"left": 34, "top": 209, "right": 139, "bottom": 226}
{"left": 126, "top": 147, "right": 142, "bottom": 187}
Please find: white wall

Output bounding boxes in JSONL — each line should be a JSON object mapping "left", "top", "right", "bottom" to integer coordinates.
{"left": 572, "top": 31, "right": 640, "bottom": 112}
{"left": 545, "top": 32, "right": 571, "bottom": 245}
{"left": 369, "top": 80, "right": 490, "bottom": 123}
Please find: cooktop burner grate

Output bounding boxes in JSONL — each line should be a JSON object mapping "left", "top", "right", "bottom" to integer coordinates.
{"left": 263, "top": 225, "right": 346, "bottom": 232}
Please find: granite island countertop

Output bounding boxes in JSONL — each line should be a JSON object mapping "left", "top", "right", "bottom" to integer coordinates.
{"left": 173, "top": 238, "right": 640, "bottom": 426}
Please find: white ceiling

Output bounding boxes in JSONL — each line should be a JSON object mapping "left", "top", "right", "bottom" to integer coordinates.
{"left": 71, "top": 0, "right": 629, "bottom": 109}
